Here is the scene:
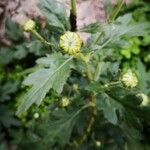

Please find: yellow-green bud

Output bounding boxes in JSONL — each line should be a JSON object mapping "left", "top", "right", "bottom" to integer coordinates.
{"left": 121, "top": 69, "right": 138, "bottom": 88}
{"left": 137, "top": 93, "right": 149, "bottom": 106}
{"left": 23, "top": 20, "right": 36, "bottom": 32}
{"left": 104, "top": 84, "right": 109, "bottom": 88}
{"left": 95, "top": 140, "right": 101, "bottom": 147}
{"left": 61, "top": 97, "right": 70, "bottom": 107}
{"left": 60, "top": 31, "right": 82, "bottom": 55}
{"left": 33, "top": 113, "right": 39, "bottom": 119}
{"left": 73, "top": 84, "right": 78, "bottom": 91}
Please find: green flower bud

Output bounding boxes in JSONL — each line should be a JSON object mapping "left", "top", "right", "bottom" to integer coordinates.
{"left": 60, "top": 31, "right": 82, "bottom": 55}
{"left": 121, "top": 69, "right": 138, "bottom": 88}
{"left": 95, "top": 140, "right": 101, "bottom": 147}
{"left": 144, "top": 54, "right": 150, "bottom": 63}
{"left": 33, "top": 113, "right": 39, "bottom": 119}
{"left": 104, "top": 84, "right": 109, "bottom": 88}
{"left": 73, "top": 84, "right": 78, "bottom": 91}
{"left": 61, "top": 97, "right": 70, "bottom": 107}
{"left": 137, "top": 93, "right": 149, "bottom": 106}
{"left": 23, "top": 20, "right": 36, "bottom": 32}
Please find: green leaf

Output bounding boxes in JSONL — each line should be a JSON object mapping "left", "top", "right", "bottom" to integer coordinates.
{"left": 110, "top": 14, "right": 150, "bottom": 38}
{"left": 106, "top": 86, "right": 150, "bottom": 121}
{"left": 39, "top": 0, "right": 70, "bottom": 31}
{"left": 5, "top": 18, "right": 23, "bottom": 41}
{"left": 13, "top": 45, "right": 28, "bottom": 60}
{"left": 0, "top": 81, "right": 19, "bottom": 102}
{"left": 107, "top": 86, "right": 142, "bottom": 107}
{"left": 84, "top": 14, "right": 150, "bottom": 54}
{"left": 122, "top": 23, "right": 150, "bottom": 37}
{"left": 17, "top": 53, "right": 72, "bottom": 114}
{"left": 99, "top": 62, "right": 120, "bottom": 82}
{"left": 0, "top": 105, "right": 20, "bottom": 128}
{"left": 121, "top": 48, "right": 131, "bottom": 59}
{"left": 26, "top": 40, "right": 46, "bottom": 56}
{"left": 0, "top": 48, "right": 14, "bottom": 65}
{"left": 116, "top": 13, "right": 132, "bottom": 25}
{"left": 44, "top": 110, "right": 77, "bottom": 146}
{"left": 44, "top": 104, "right": 90, "bottom": 146}
{"left": 135, "top": 60, "right": 150, "bottom": 94}
{"left": 96, "top": 93, "right": 123, "bottom": 124}
{"left": 84, "top": 82, "right": 103, "bottom": 93}
{"left": 102, "top": 22, "right": 150, "bottom": 41}
{"left": 93, "top": 14, "right": 150, "bottom": 44}
{"left": 80, "top": 22, "right": 102, "bottom": 33}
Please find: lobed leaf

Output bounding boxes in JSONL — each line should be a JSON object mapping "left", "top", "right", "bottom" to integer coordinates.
{"left": 39, "top": 0, "right": 70, "bottom": 31}
{"left": 17, "top": 53, "right": 72, "bottom": 114}
{"left": 97, "top": 93, "right": 123, "bottom": 124}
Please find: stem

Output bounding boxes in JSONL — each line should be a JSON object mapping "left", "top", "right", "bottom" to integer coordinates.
{"left": 70, "top": 0, "right": 77, "bottom": 31}
{"left": 94, "top": 62, "right": 102, "bottom": 81}
{"left": 68, "top": 102, "right": 95, "bottom": 148}
{"left": 32, "top": 30, "right": 53, "bottom": 48}
{"left": 95, "top": 32, "right": 104, "bottom": 44}
{"left": 104, "top": 81, "right": 121, "bottom": 88}
{"left": 78, "top": 115, "right": 95, "bottom": 144}
{"left": 86, "top": 63, "right": 93, "bottom": 81}
{"left": 71, "top": 0, "right": 77, "bottom": 16}
{"left": 78, "top": 94, "right": 97, "bottom": 144}
{"left": 70, "top": 95, "right": 97, "bottom": 149}
{"left": 111, "top": 0, "right": 124, "bottom": 22}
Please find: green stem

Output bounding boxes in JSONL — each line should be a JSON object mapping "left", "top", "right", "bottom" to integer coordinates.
{"left": 104, "top": 81, "right": 121, "bottom": 88}
{"left": 86, "top": 62, "right": 93, "bottom": 81}
{"left": 68, "top": 102, "right": 95, "bottom": 148}
{"left": 94, "top": 62, "right": 102, "bottom": 81}
{"left": 32, "top": 30, "right": 53, "bottom": 48}
{"left": 70, "top": 0, "right": 77, "bottom": 31}
{"left": 95, "top": 32, "right": 104, "bottom": 44}
{"left": 71, "top": 0, "right": 77, "bottom": 16}
{"left": 111, "top": 0, "right": 124, "bottom": 22}
{"left": 70, "top": 94, "right": 96, "bottom": 149}
{"left": 78, "top": 94, "right": 97, "bottom": 144}
{"left": 78, "top": 115, "right": 95, "bottom": 144}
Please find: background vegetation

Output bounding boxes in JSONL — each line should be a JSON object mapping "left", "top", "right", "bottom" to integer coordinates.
{"left": 0, "top": 0, "right": 150, "bottom": 149}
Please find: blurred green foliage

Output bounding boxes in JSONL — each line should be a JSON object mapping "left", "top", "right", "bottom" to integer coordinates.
{"left": 0, "top": 0, "right": 150, "bottom": 150}
{"left": 0, "top": 17, "right": 48, "bottom": 149}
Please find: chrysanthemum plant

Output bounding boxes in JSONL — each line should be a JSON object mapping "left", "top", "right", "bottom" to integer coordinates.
{"left": 17, "top": 0, "right": 150, "bottom": 149}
